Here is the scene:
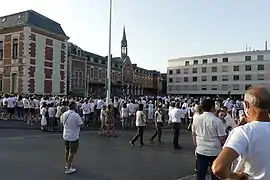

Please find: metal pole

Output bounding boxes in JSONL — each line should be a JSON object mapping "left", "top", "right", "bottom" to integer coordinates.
{"left": 106, "top": 0, "right": 112, "bottom": 104}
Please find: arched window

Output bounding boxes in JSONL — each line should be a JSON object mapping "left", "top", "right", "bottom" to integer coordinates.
{"left": 11, "top": 73, "right": 17, "bottom": 93}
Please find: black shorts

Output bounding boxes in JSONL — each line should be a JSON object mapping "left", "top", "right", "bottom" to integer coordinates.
{"left": 30, "top": 108, "right": 35, "bottom": 114}
{"left": 65, "top": 139, "right": 79, "bottom": 154}
{"left": 24, "top": 108, "right": 29, "bottom": 113}
{"left": 7, "top": 108, "right": 14, "bottom": 114}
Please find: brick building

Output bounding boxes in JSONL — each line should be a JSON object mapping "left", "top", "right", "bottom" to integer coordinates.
{"left": 68, "top": 27, "right": 163, "bottom": 97}
{"left": 0, "top": 10, "right": 69, "bottom": 94}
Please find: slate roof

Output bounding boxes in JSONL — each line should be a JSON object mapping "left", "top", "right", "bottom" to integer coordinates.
{"left": 0, "top": 10, "right": 67, "bottom": 37}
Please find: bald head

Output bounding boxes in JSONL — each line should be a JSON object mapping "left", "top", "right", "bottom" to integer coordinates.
{"left": 245, "top": 86, "right": 270, "bottom": 110}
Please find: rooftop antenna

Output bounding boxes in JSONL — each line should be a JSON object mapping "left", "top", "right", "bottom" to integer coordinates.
{"left": 245, "top": 44, "right": 248, "bottom": 52}
{"left": 265, "top": 41, "right": 268, "bottom": 51}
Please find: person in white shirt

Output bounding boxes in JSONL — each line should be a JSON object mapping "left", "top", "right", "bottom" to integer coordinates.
{"left": 129, "top": 104, "right": 146, "bottom": 147}
{"left": 16, "top": 95, "right": 24, "bottom": 120}
{"left": 212, "top": 86, "right": 270, "bottom": 180}
{"left": 48, "top": 103, "right": 55, "bottom": 131}
{"left": 147, "top": 101, "right": 154, "bottom": 123}
{"left": 40, "top": 102, "right": 48, "bottom": 131}
{"left": 121, "top": 103, "right": 129, "bottom": 130}
{"left": 168, "top": 102, "right": 182, "bottom": 150}
{"left": 60, "top": 101, "right": 83, "bottom": 174}
{"left": 192, "top": 98, "right": 227, "bottom": 180}
{"left": 6, "top": 95, "right": 15, "bottom": 119}
{"left": 150, "top": 105, "right": 164, "bottom": 144}
{"left": 89, "top": 99, "right": 95, "bottom": 124}
{"left": 127, "top": 100, "right": 136, "bottom": 129}
{"left": 221, "top": 106, "right": 237, "bottom": 129}
{"left": 96, "top": 98, "right": 104, "bottom": 122}
{"left": 81, "top": 99, "right": 91, "bottom": 126}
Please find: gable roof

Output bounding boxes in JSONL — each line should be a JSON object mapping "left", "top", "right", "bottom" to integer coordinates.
{"left": 0, "top": 10, "right": 67, "bottom": 37}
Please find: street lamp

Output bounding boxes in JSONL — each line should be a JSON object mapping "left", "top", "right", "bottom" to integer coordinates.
{"left": 106, "top": 0, "right": 112, "bottom": 104}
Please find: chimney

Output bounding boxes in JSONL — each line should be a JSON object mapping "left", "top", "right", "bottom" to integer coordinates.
{"left": 265, "top": 41, "right": 268, "bottom": 51}
{"left": 246, "top": 44, "right": 248, "bottom": 52}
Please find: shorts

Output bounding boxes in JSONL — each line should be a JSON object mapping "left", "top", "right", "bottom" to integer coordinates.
{"left": 30, "top": 108, "right": 35, "bottom": 114}
{"left": 65, "top": 139, "right": 79, "bottom": 154}
{"left": 7, "top": 108, "right": 14, "bottom": 114}
{"left": 24, "top": 108, "right": 29, "bottom": 113}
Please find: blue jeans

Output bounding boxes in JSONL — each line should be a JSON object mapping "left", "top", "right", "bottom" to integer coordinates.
{"left": 196, "top": 153, "right": 220, "bottom": 180}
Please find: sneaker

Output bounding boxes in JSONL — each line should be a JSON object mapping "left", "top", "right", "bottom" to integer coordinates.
{"left": 129, "top": 141, "right": 134, "bottom": 147}
{"left": 65, "top": 168, "right": 76, "bottom": 174}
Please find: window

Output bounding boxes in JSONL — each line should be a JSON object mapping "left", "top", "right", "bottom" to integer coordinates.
{"left": 184, "top": 68, "right": 188, "bottom": 74}
{"left": 0, "top": 41, "right": 3, "bottom": 60}
{"left": 245, "top": 56, "right": 251, "bottom": 61}
{"left": 202, "top": 67, "right": 207, "bottom": 73}
{"left": 192, "top": 68, "right": 197, "bottom": 73}
{"left": 222, "top": 58, "right": 228, "bottom": 62}
{"left": 169, "top": 78, "right": 173, "bottom": 82}
{"left": 12, "top": 38, "right": 18, "bottom": 59}
{"left": 202, "top": 59, "right": 208, "bottom": 64}
{"left": 222, "top": 85, "right": 228, "bottom": 90}
{"left": 233, "top": 85, "right": 239, "bottom": 90}
{"left": 257, "top": 55, "right": 264, "bottom": 60}
{"left": 184, "top": 77, "right": 188, "bottom": 82}
{"left": 245, "top": 65, "right": 251, "bottom": 71}
{"left": 222, "top": 66, "right": 228, "bottom": 72}
{"left": 212, "top": 58, "right": 217, "bottom": 63}
{"left": 258, "top": 74, "right": 264, "bottom": 80}
{"left": 212, "top": 67, "right": 217, "bottom": 72}
{"left": 90, "top": 69, "right": 93, "bottom": 78}
{"left": 233, "top": 75, "right": 239, "bottom": 81}
{"left": 202, "top": 76, "right": 207, "bottom": 81}
{"left": 98, "top": 69, "right": 102, "bottom": 79}
{"left": 169, "top": 70, "right": 173, "bottom": 75}
{"left": 175, "top": 77, "right": 180, "bottom": 82}
{"left": 11, "top": 73, "right": 17, "bottom": 94}
{"left": 185, "top": 61, "right": 189, "bottom": 66}
{"left": 212, "top": 76, "right": 217, "bottom": 81}
{"left": 201, "top": 85, "right": 207, "bottom": 91}
{"left": 222, "top": 75, "right": 228, "bottom": 81}
{"left": 193, "top": 60, "right": 198, "bottom": 65}
{"left": 245, "top": 84, "right": 251, "bottom": 90}
{"left": 245, "top": 74, "right": 251, "bottom": 80}
{"left": 176, "top": 69, "right": 180, "bottom": 74}
{"left": 192, "top": 77, "right": 197, "bottom": 82}
{"left": 212, "top": 85, "right": 218, "bottom": 90}
{"left": 233, "top": 66, "right": 239, "bottom": 71}
{"left": 258, "top": 65, "right": 264, "bottom": 71}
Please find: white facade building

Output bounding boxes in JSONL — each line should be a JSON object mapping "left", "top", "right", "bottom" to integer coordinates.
{"left": 167, "top": 50, "right": 270, "bottom": 95}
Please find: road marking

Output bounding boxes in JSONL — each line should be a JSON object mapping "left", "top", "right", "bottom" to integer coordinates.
{"left": 0, "top": 131, "right": 97, "bottom": 140}
{"left": 176, "top": 174, "right": 196, "bottom": 180}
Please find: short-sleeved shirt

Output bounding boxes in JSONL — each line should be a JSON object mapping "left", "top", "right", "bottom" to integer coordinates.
{"left": 61, "top": 110, "right": 83, "bottom": 141}
{"left": 224, "top": 121, "right": 270, "bottom": 179}
{"left": 192, "top": 112, "right": 226, "bottom": 156}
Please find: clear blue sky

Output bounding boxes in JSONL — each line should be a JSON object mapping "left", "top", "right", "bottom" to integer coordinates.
{"left": 1, "top": 0, "right": 270, "bottom": 72}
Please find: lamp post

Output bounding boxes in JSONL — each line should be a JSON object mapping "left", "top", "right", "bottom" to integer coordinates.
{"left": 106, "top": 0, "right": 112, "bottom": 104}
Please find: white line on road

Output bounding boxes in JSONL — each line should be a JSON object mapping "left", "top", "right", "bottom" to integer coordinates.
{"left": 0, "top": 131, "right": 97, "bottom": 140}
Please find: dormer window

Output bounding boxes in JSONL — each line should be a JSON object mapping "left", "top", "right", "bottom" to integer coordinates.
{"left": 77, "top": 49, "right": 81, "bottom": 56}
{"left": 17, "top": 15, "right": 22, "bottom": 19}
{"left": 1, "top": 18, "right": 6, "bottom": 23}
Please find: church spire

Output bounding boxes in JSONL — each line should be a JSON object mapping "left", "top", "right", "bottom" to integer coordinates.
{"left": 121, "top": 26, "right": 128, "bottom": 58}
{"left": 121, "top": 26, "right": 127, "bottom": 46}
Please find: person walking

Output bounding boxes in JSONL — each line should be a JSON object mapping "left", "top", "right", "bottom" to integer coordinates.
{"left": 168, "top": 102, "right": 183, "bottom": 150}
{"left": 149, "top": 104, "right": 164, "bottom": 144}
{"left": 129, "top": 104, "right": 146, "bottom": 147}
{"left": 60, "top": 101, "right": 83, "bottom": 174}
{"left": 212, "top": 86, "right": 270, "bottom": 180}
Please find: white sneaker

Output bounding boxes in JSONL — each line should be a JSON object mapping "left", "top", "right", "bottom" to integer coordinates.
{"left": 65, "top": 168, "right": 76, "bottom": 174}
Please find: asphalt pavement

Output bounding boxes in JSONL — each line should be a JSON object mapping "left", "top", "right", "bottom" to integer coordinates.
{"left": 0, "top": 128, "right": 196, "bottom": 180}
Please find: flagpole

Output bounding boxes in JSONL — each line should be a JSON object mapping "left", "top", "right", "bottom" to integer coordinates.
{"left": 106, "top": 0, "right": 112, "bottom": 104}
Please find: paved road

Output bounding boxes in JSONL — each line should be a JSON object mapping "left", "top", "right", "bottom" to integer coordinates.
{"left": 0, "top": 129, "right": 196, "bottom": 180}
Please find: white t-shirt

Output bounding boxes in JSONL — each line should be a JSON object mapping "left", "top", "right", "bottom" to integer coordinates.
{"left": 61, "top": 110, "right": 83, "bottom": 141}
{"left": 81, "top": 103, "right": 91, "bottom": 114}
{"left": 121, "top": 107, "right": 129, "bottom": 118}
{"left": 48, "top": 107, "right": 55, "bottom": 118}
{"left": 224, "top": 121, "right": 270, "bottom": 179}
{"left": 96, "top": 99, "right": 104, "bottom": 110}
{"left": 22, "top": 98, "right": 30, "bottom": 109}
{"left": 89, "top": 102, "right": 95, "bottom": 113}
{"left": 7, "top": 97, "right": 15, "bottom": 108}
{"left": 192, "top": 112, "right": 227, "bottom": 156}
{"left": 127, "top": 103, "right": 136, "bottom": 115}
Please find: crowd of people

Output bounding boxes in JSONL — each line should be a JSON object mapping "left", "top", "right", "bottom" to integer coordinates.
{"left": 0, "top": 86, "right": 269, "bottom": 179}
